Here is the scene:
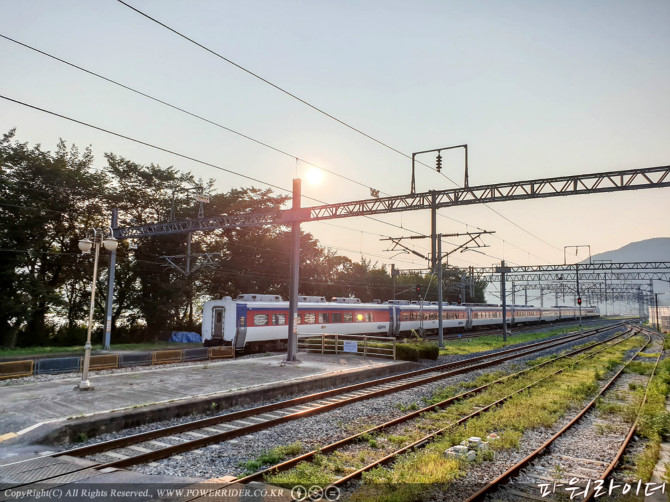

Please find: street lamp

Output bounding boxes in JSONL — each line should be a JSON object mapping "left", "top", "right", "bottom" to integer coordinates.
{"left": 77, "top": 227, "right": 118, "bottom": 390}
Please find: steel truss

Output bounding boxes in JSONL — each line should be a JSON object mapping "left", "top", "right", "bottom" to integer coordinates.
{"left": 477, "top": 261, "right": 670, "bottom": 274}
{"left": 483, "top": 272, "right": 670, "bottom": 283}
{"left": 116, "top": 165, "right": 670, "bottom": 238}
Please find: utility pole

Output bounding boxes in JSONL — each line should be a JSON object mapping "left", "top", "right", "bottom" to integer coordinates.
{"left": 103, "top": 208, "right": 118, "bottom": 350}
{"left": 286, "top": 178, "right": 301, "bottom": 363}
{"left": 437, "top": 236, "right": 444, "bottom": 348}
{"left": 496, "top": 260, "right": 511, "bottom": 343}
{"left": 576, "top": 263, "right": 582, "bottom": 333}
{"left": 655, "top": 293, "right": 661, "bottom": 332}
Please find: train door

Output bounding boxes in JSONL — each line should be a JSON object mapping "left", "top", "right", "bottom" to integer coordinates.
{"left": 389, "top": 306, "right": 400, "bottom": 336}
{"left": 235, "top": 303, "right": 248, "bottom": 349}
{"left": 212, "top": 307, "right": 225, "bottom": 343}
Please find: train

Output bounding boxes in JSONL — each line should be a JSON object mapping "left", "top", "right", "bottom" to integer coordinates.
{"left": 201, "top": 294, "right": 600, "bottom": 350}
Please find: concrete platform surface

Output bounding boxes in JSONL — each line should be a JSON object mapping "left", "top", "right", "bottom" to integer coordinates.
{"left": 0, "top": 352, "right": 410, "bottom": 445}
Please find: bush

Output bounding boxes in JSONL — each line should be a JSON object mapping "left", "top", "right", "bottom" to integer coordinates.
{"left": 396, "top": 342, "right": 439, "bottom": 361}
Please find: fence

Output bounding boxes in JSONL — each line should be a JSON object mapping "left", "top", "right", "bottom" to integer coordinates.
{"left": 297, "top": 334, "right": 396, "bottom": 360}
{"left": 1, "top": 344, "right": 235, "bottom": 380}
{"left": 649, "top": 306, "right": 670, "bottom": 333}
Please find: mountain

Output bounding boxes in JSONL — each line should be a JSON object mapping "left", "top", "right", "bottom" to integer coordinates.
{"left": 585, "top": 238, "right": 670, "bottom": 264}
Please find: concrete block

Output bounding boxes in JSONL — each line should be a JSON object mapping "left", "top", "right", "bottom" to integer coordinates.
{"left": 468, "top": 436, "right": 482, "bottom": 447}
{"left": 444, "top": 445, "right": 476, "bottom": 462}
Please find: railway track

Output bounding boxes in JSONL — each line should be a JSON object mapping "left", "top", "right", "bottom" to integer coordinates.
{"left": 210, "top": 327, "right": 639, "bottom": 494}
{"left": 0, "top": 322, "right": 627, "bottom": 494}
{"left": 406, "top": 317, "right": 606, "bottom": 343}
{"left": 462, "top": 325, "right": 663, "bottom": 502}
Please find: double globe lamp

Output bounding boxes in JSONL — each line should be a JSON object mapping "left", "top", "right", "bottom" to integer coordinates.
{"left": 77, "top": 230, "right": 118, "bottom": 390}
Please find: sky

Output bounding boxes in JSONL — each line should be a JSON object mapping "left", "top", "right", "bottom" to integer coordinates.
{"left": 1, "top": 0, "right": 669, "bottom": 309}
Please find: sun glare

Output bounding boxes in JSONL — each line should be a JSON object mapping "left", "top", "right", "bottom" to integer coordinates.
{"left": 306, "top": 168, "right": 323, "bottom": 185}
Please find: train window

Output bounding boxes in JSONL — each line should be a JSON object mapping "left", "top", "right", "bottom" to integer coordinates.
{"left": 254, "top": 314, "right": 268, "bottom": 326}
{"left": 355, "top": 313, "right": 364, "bottom": 322}
{"left": 272, "top": 313, "right": 286, "bottom": 325}
{"left": 365, "top": 312, "right": 373, "bottom": 322}
{"left": 304, "top": 313, "right": 316, "bottom": 324}
{"left": 319, "top": 313, "right": 329, "bottom": 323}
{"left": 332, "top": 312, "right": 342, "bottom": 323}
{"left": 344, "top": 312, "right": 353, "bottom": 322}
{"left": 216, "top": 311, "right": 222, "bottom": 324}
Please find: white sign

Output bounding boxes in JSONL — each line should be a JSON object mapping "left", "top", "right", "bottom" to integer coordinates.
{"left": 343, "top": 340, "right": 358, "bottom": 353}
{"left": 196, "top": 194, "right": 210, "bottom": 203}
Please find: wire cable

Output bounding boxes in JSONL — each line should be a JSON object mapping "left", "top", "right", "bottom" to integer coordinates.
{"left": 0, "top": 33, "right": 386, "bottom": 197}
{"left": 112, "top": 1, "right": 561, "bottom": 259}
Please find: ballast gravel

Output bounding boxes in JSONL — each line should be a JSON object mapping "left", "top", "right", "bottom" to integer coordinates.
{"left": 103, "top": 327, "right": 621, "bottom": 480}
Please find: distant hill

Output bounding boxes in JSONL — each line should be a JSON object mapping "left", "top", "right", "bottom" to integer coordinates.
{"left": 584, "top": 238, "right": 670, "bottom": 263}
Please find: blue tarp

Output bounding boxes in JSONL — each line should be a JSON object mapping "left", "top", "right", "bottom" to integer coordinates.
{"left": 170, "top": 331, "right": 202, "bottom": 343}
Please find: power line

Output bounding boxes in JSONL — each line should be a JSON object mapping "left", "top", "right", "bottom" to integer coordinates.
{"left": 115, "top": 0, "right": 450, "bottom": 180}
{"left": 113, "top": 2, "right": 559, "bottom": 261}
{"left": 0, "top": 33, "right": 386, "bottom": 197}
{"left": 2, "top": 36, "right": 558, "bottom": 265}
{"left": 0, "top": 94, "right": 427, "bottom": 247}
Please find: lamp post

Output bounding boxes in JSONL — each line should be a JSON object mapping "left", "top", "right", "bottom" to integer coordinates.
{"left": 78, "top": 228, "right": 118, "bottom": 390}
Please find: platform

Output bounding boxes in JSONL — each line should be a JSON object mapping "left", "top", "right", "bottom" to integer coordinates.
{"left": 0, "top": 352, "right": 415, "bottom": 450}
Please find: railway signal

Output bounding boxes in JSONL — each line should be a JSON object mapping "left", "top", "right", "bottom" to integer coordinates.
{"left": 577, "top": 297, "right": 582, "bottom": 305}
{"left": 415, "top": 284, "right": 423, "bottom": 298}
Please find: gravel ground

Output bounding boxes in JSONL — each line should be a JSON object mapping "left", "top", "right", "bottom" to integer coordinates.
{"left": 73, "top": 326, "right": 623, "bottom": 480}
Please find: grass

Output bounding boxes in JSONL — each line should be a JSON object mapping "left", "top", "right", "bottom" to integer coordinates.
{"left": 265, "top": 336, "right": 641, "bottom": 500}
{"left": 630, "top": 355, "right": 670, "bottom": 481}
{"left": 238, "top": 442, "right": 303, "bottom": 474}
{"left": 437, "top": 325, "right": 600, "bottom": 356}
{"left": 0, "top": 341, "right": 203, "bottom": 358}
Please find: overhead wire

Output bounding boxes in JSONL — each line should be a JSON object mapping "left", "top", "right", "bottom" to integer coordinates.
{"left": 0, "top": 33, "right": 385, "bottom": 197}
{"left": 0, "top": 34, "right": 546, "bottom": 267}
{"left": 0, "top": 95, "right": 434, "bottom": 255}
{"left": 112, "top": 1, "right": 562, "bottom": 261}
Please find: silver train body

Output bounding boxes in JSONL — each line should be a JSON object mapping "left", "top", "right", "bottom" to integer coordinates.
{"left": 201, "top": 294, "right": 599, "bottom": 349}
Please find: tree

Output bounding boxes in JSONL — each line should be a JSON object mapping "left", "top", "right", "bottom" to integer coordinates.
{"left": 0, "top": 130, "right": 107, "bottom": 347}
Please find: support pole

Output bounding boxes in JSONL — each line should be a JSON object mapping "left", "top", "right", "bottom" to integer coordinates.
{"left": 576, "top": 263, "right": 582, "bottom": 333}
{"left": 103, "top": 209, "right": 118, "bottom": 350}
{"left": 437, "top": 236, "right": 444, "bottom": 348}
{"left": 497, "top": 260, "right": 509, "bottom": 343}
{"left": 655, "top": 293, "right": 660, "bottom": 332}
{"left": 430, "top": 192, "right": 437, "bottom": 269}
{"left": 286, "top": 178, "right": 301, "bottom": 362}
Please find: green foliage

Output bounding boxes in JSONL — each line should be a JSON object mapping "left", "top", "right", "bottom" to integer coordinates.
{"left": 396, "top": 342, "right": 439, "bottom": 361}
{"left": 239, "top": 442, "right": 302, "bottom": 473}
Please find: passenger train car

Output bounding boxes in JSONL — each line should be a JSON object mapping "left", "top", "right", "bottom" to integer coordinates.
{"left": 202, "top": 294, "right": 599, "bottom": 350}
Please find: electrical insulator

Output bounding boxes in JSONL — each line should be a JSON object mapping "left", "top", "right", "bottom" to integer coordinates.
{"left": 436, "top": 153, "right": 442, "bottom": 172}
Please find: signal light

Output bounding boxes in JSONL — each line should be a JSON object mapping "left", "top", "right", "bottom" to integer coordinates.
{"left": 458, "top": 295, "right": 462, "bottom": 304}
{"left": 577, "top": 297, "right": 582, "bottom": 305}
{"left": 415, "top": 284, "right": 423, "bottom": 298}
{"left": 436, "top": 153, "right": 442, "bottom": 172}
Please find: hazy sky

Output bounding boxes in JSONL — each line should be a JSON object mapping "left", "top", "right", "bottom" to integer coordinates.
{"left": 2, "top": 0, "right": 669, "bottom": 303}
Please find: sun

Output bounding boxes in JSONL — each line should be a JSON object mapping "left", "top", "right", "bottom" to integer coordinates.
{"left": 306, "top": 167, "right": 323, "bottom": 185}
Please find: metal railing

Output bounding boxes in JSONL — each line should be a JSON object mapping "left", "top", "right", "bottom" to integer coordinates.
{"left": 297, "top": 334, "right": 396, "bottom": 360}
{"left": 0, "top": 345, "right": 234, "bottom": 380}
